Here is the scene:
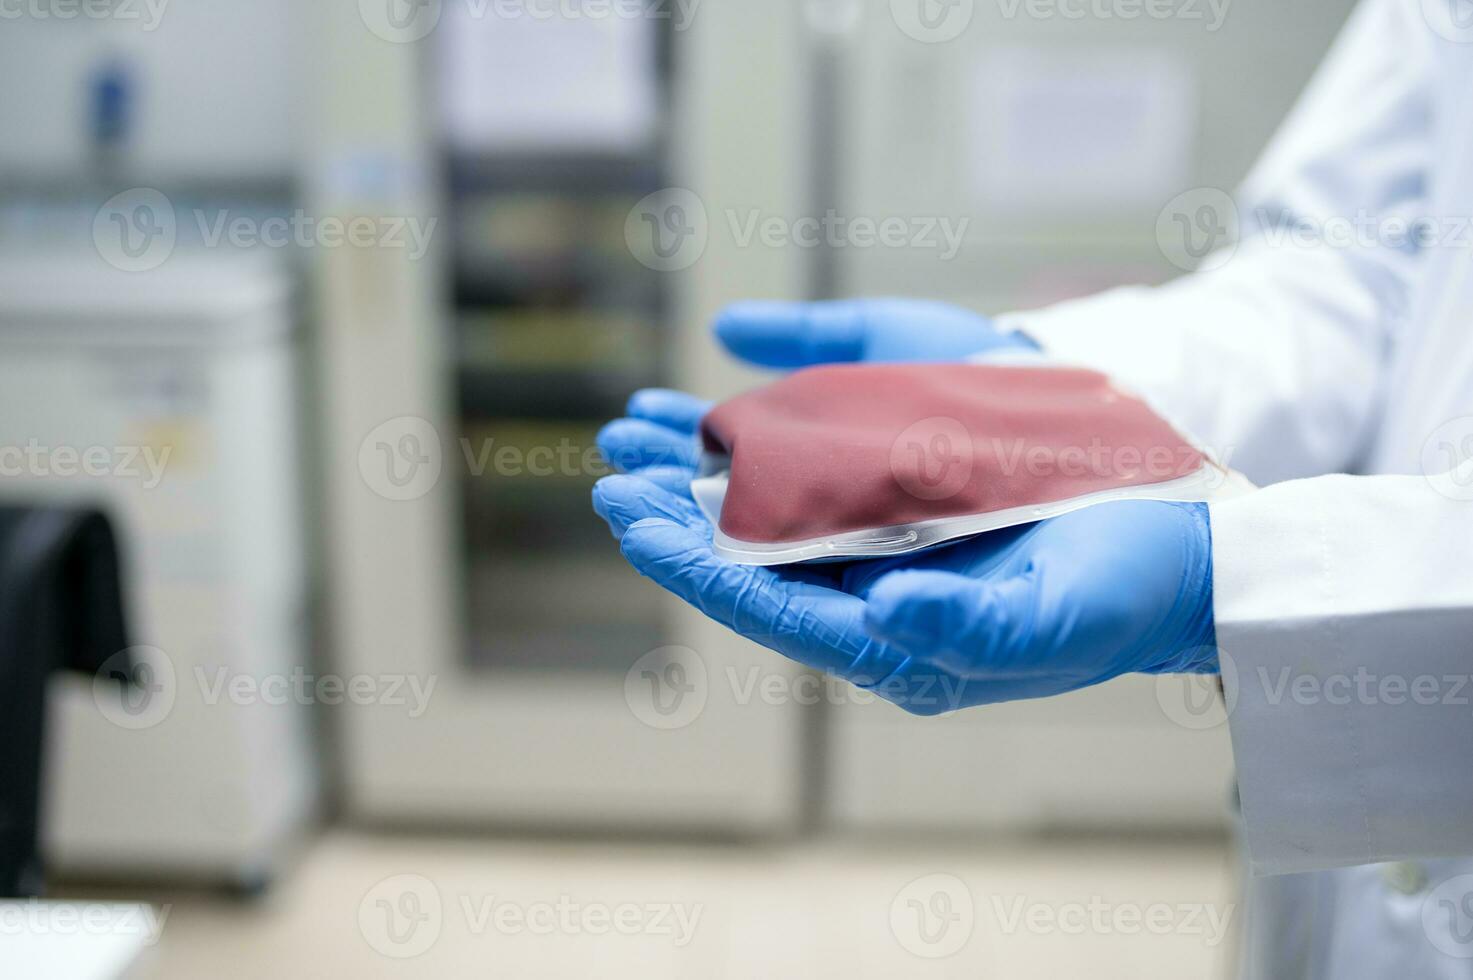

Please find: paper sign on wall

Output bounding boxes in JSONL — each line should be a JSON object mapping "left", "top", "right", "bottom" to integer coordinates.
{"left": 970, "top": 45, "right": 1196, "bottom": 211}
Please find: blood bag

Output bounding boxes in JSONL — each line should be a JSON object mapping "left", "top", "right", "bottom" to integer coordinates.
{"left": 691, "top": 362, "right": 1252, "bottom": 565}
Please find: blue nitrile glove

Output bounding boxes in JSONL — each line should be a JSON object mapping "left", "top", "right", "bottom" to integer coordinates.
{"left": 596, "top": 388, "right": 711, "bottom": 504}
{"left": 592, "top": 473, "right": 1218, "bottom": 715}
{"left": 595, "top": 299, "right": 1037, "bottom": 492}
{"left": 713, "top": 298, "right": 1037, "bottom": 367}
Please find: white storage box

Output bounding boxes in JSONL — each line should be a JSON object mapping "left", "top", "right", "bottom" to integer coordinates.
{"left": 0, "top": 250, "right": 316, "bottom": 887}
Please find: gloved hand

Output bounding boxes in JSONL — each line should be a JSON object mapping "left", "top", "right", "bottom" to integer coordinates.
{"left": 592, "top": 472, "right": 1218, "bottom": 714}
{"left": 596, "top": 299, "right": 1037, "bottom": 492}
{"left": 712, "top": 298, "right": 1038, "bottom": 367}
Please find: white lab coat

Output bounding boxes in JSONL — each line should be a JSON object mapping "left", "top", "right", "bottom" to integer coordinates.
{"left": 1001, "top": 0, "right": 1473, "bottom": 975}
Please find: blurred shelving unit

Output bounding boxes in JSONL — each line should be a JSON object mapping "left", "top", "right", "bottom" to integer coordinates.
{"left": 437, "top": 12, "right": 674, "bottom": 676}
{"left": 321, "top": 0, "right": 810, "bottom": 833}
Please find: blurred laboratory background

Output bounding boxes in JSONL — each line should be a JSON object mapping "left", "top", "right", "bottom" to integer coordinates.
{"left": 0, "top": 0, "right": 1354, "bottom": 976}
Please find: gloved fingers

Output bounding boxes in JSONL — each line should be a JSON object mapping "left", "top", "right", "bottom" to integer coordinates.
{"left": 596, "top": 417, "right": 701, "bottom": 472}
{"left": 618, "top": 517, "right": 906, "bottom": 681}
{"left": 594, "top": 477, "right": 842, "bottom": 587}
{"left": 628, "top": 464, "right": 698, "bottom": 499}
{"left": 862, "top": 568, "right": 1042, "bottom": 680}
{"left": 592, "top": 475, "right": 708, "bottom": 539}
{"left": 713, "top": 300, "right": 868, "bottom": 368}
{"left": 625, "top": 388, "right": 711, "bottom": 435}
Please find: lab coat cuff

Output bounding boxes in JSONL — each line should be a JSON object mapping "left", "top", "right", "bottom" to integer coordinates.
{"left": 1212, "top": 475, "right": 1473, "bottom": 875}
{"left": 1209, "top": 491, "right": 1362, "bottom": 875}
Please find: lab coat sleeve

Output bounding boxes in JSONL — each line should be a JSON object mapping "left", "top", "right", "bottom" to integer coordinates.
{"left": 996, "top": 0, "right": 1432, "bottom": 485}
{"left": 1209, "top": 461, "right": 1473, "bottom": 875}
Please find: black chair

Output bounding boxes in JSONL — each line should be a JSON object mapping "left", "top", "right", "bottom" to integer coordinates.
{"left": 0, "top": 507, "right": 130, "bottom": 897}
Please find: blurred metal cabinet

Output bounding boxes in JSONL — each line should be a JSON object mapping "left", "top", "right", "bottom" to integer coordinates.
{"left": 0, "top": 251, "right": 316, "bottom": 884}
{"left": 823, "top": 0, "right": 1358, "bottom": 831}
{"left": 0, "top": 0, "right": 299, "bottom": 185}
{"left": 315, "top": 0, "right": 811, "bottom": 833}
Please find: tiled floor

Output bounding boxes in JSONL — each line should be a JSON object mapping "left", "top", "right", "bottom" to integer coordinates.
{"left": 70, "top": 832, "right": 1239, "bottom": 979}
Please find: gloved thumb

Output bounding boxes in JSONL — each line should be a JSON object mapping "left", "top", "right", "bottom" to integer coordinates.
{"left": 863, "top": 569, "right": 1038, "bottom": 678}
{"left": 713, "top": 300, "right": 865, "bottom": 368}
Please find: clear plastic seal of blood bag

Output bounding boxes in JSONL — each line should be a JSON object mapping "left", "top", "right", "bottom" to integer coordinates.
{"left": 691, "top": 362, "right": 1255, "bottom": 566}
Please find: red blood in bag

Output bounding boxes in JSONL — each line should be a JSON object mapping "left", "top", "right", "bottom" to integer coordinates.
{"left": 699, "top": 363, "right": 1206, "bottom": 544}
